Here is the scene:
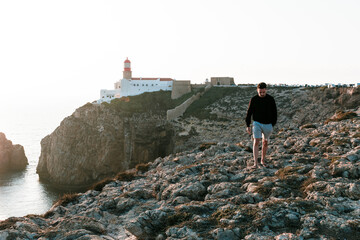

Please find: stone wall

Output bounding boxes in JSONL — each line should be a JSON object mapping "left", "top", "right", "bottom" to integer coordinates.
{"left": 167, "top": 85, "right": 212, "bottom": 120}
{"left": 211, "top": 77, "right": 235, "bottom": 86}
{"left": 171, "top": 80, "right": 192, "bottom": 99}
{"left": 191, "top": 83, "right": 209, "bottom": 89}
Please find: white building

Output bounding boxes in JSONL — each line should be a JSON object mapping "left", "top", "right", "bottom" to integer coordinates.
{"left": 98, "top": 58, "right": 173, "bottom": 103}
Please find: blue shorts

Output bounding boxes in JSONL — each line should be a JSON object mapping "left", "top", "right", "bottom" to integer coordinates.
{"left": 253, "top": 121, "right": 273, "bottom": 141}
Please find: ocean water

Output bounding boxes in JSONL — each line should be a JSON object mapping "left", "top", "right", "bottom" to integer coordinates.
{"left": 0, "top": 106, "right": 79, "bottom": 220}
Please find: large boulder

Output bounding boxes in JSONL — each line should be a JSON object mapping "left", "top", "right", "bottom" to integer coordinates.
{"left": 0, "top": 133, "right": 28, "bottom": 172}
{"left": 36, "top": 102, "right": 175, "bottom": 187}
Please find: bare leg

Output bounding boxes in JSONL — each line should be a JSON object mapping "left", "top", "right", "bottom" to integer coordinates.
{"left": 252, "top": 138, "right": 261, "bottom": 167}
{"left": 261, "top": 139, "right": 268, "bottom": 165}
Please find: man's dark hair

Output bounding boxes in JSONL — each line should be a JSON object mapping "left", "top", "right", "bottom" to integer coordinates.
{"left": 257, "top": 82, "right": 267, "bottom": 89}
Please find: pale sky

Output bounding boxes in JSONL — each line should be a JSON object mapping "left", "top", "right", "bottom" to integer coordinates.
{"left": 1, "top": 0, "right": 360, "bottom": 112}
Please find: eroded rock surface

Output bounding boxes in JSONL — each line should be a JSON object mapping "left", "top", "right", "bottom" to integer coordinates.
{"left": 2, "top": 115, "right": 359, "bottom": 239}
{"left": 36, "top": 103, "right": 174, "bottom": 186}
{"left": 0, "top": 132, "right": 28, "bottom": 172}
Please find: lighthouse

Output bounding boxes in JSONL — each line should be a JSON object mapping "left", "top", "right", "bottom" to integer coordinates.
{"left": 99, "top": 57, "right": 175, "bottom": 103}
{"left": 123, "top": 58, "right": 132, "bottom": 79}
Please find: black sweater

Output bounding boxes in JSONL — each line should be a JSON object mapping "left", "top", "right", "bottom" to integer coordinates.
{"left": 245, "top": 94, "right": 277, "bottom": 127}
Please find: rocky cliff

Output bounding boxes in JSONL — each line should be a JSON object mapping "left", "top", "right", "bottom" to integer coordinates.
{"left": 1, "top": 87, "right": 360, "bottom": 239}
{"left": 0, "top": 113, "right": 359, "bottom": 239}
{"left": 36, "top": 86, "right": 360, "bottom": 188}
{"left": 0, "top": 132, "right": 28, "bottom": 172}
{"left": 36, "top": 101, "right": 175, "bottom": 187}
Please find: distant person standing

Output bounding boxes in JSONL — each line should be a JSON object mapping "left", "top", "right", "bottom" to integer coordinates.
{"left": 245, "top": 82, "right": 277, "bottom": 168}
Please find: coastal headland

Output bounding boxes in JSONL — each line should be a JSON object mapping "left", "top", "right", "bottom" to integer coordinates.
{"left": 0, "top": 86, "right": 359, "bottom": 239}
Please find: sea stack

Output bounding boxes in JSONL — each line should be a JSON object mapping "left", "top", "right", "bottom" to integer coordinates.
{"left": 0, "top": 132, "right": 28, "bottom": 172}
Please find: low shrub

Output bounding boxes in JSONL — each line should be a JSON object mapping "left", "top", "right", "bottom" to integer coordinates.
{"left": 300, "top": 178, "right": 317, "bottom": 194}
{"left": 166, "top": 211, "right": 192, "bottom": 227}
{"left": 275, "top": 166, "right": 305, "bottom": 180}
{"left": 90, "top": 178, "right": 114, "bottom": 191}
{"left": 198, "top": 142, "right": 217, "bottom": 151}
{"left": 0, "top": 217, "right": 18, "bottom": 230}
{"left": 136, "top": 163, "right": 150, "bottom": 173}
{"left": 115, "top": 171, "right": 136, "bottom": 181}
{"left": 54, "top": 193, "right": 80, "bottom": 207}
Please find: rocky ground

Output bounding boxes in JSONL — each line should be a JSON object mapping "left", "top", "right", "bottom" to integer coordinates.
{"left": 172, "top": 86, "right": 360, "bottom": 152}
{"left": 0, "top": 109, "right": 359, "bottom": 239}
{"left": 1, "top": 87, "right": 359, "bottom": 239}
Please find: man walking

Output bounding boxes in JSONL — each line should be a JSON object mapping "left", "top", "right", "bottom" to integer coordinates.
{"left": 245, "top": 82, "right": 277, "bottom": 168}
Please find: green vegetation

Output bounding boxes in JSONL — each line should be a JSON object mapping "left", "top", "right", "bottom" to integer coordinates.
{"left": 102, "top": 89, "right": 201, "bottom": 115}
{"left": 183, "top": 87, "right": 241, "bottom": 119}
{"left": 103, "top": 91, "right": 173, "bottom": 114}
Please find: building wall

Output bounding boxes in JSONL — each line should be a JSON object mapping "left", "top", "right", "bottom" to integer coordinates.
{"left": 211, "top": 77, "right": 235, "bottom": 86}
{"left": 98, "top": 78, "right": 173, "bottom": 103}
{"left": 114, "top": 81, "right": 121, "bottom": 89}
{"left": 171, "top": 80, "right": 192, "bottom": 99}
{"left": 98, "top": 89, "right": 121, "bottom": 103}
{"left": 121, "top": 78, "right": 173, "bottom": 97}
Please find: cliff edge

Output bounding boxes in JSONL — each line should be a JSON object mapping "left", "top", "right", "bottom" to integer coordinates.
{"left": 36, "top": 100, "right": 175, "bottom": 187}
{"left": 36, "top": 87, "right": 360, "bottom": 187}
{"left": 1, "top": 114, "right": 359, "bottom": 239}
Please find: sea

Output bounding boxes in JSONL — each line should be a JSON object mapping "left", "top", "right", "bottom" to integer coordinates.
{"left": 0, "top": 104, "right": 83, "bottom": 220}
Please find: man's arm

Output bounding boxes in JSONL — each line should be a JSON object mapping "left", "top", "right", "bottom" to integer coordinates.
{"left": 245, "top": 98, "right": 254, "bottom": 127}
{"left": 246, "top": 126, "right": 252, "bottom": 135}
{"left": 272, "top": 97, "right": 277, "bottom": 126}
{"left": 245, "top": 98, "right": 254, "bottom": 135}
